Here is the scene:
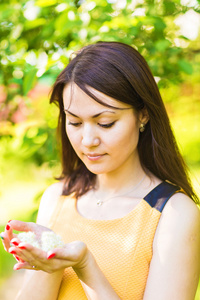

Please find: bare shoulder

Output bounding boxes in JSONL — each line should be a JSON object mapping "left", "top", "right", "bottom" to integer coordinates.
{"left": 36, "top": 181, "right": 64, "bottom": 226}
{"left": 154, "top": 192, "right": 200, "bottom": 246}
{"left": 144, "top": 193, "right": 200, "bottom": 299}
{"left": 159, "top": 192, "right": 199, "bottom": 232}
{"left": 41, "top": 181, "right": 64, "bottom": 199}
{"left": 167, "top": 192, "right": 199, "bottom": 215}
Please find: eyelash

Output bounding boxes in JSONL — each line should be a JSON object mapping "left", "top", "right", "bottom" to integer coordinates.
{"left": 67, "top": 121, "right": 116, "bottom": 128}
{"left": 99, "top": 121, "right": 115, "bottom": 128}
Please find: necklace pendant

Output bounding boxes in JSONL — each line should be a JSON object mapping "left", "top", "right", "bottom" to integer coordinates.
{"left": 97, "top": 200, "right": 103, "bottom": 206}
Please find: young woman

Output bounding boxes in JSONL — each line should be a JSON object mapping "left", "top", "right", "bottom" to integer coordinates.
{"left": 1, "top": 42, "right": 200, "bottom": 300}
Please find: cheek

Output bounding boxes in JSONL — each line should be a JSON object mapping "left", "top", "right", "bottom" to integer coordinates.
{"left": 109, "top": 123, "right": 139, "bottom": 149}
{"left": 65, "top": 127, "right": 80, "bottom": 150}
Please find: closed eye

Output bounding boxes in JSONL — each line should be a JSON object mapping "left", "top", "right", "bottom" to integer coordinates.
{"left": 98, "top": 121, "right": 116, "bottom": 128}
{"left": 67, "top": 121, "right": 116, "bottom": 128}
{"left": 67, "top": 121, "right": 81, "bottom": 127}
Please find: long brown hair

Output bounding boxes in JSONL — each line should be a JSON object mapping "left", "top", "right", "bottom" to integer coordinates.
{"left": 50, "top": 41, "right": 198, "bottom": 203}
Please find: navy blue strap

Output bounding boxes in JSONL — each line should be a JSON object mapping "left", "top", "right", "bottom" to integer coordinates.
{"left": 144, "top": 181, "right": 181, "bottom": 212}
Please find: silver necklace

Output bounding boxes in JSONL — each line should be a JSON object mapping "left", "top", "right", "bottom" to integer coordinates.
{"left": 93, "top": 174, "right": 146, "bottom": 206}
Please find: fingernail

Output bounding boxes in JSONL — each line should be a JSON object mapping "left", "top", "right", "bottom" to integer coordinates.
{"left": 18, "top": 245, "right": 26, "bottom": 250}
{"left": 9, "top": 249, "right": 17, "bottom": 255}
{"left": 15, "top": 255, "right": 20, "bottom": 261}
{"left": 47, "top": 253, "right": 56, "bottom": 259}
{"left": 12, "top": 241, "right": 19, "bottom": 246}
{"left": 8, "top": 220, "right": 12, "bottom": 223}
{"left": 6, "top": 224, "right": 10, "bottom": 230}
{"left": 13, "top": 265, "right": 20, "bottom": 271}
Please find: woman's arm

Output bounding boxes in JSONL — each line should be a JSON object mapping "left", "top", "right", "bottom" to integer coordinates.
{"left": 73, "top": 250, "right": 121, "bottom": 300}
{"left": 15, "top": 270, "right": 64, "bottom": 300}
{"left": 143, "top": 193, "right": 200, "bottom": 300}
{"left": 12, "top": 182, "right": 64, "bottom": 300}
{"left": 7, "top": 182, "right": 121, "bottom": 300}
{"left": 9, "top": 225, "right": 121, "bottom": 300}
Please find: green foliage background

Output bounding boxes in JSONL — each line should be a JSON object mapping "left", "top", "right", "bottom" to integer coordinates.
{"left": 0, "top": 0, "right": 200, "bottom": 298}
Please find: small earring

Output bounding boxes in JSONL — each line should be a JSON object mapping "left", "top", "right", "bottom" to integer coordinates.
{"left": 139, "top": 123, "right": 145, "bottom": 132}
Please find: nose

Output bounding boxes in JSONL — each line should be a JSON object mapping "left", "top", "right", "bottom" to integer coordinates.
{"left": 81, "top": 124, "right": 100, "bottom": 147}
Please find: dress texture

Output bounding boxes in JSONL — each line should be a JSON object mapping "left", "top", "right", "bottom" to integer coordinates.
{"left": 48, "top": 181, "right": 181, "bottom": 299}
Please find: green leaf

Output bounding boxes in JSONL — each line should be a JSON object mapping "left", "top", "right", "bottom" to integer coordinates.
{"left": 23, "top": 68, "right": 37, "bottom": 96}
{"left": 55, "top": 12, "right": 82, "bottom": 34}
{"left": 154, "top": 17, "right": 166, "bottom": 31}
{"left": 178, "top": 59, "right": 193, "bottom": 74}
{"left": 163, "top": 1, "right": 177, "bottom": 15}
{"left": 155, "top": 39, "right": 171, "bottom": 52}
{"left": 24, "top": 18, "right": 47, "bottom": 30}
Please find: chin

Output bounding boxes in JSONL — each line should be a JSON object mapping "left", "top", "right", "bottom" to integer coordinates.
{"left": 85, "top": 164, "right": 116, "bottom": 175}
{"left": 86, "top": 168, "right": 106, "bottom": 175}
{"left": 83, "top": 163, "right": 106, "bottom": 174}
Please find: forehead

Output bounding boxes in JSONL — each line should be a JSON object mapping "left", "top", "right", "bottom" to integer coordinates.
{"left": 63, "top": 83, "right": 132, "bottom": 111}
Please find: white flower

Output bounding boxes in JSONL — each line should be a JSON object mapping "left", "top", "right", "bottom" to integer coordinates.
{"left": 18, "top": 231, "right": 40, "bottom": 249}
{"left": 41, "top": 231, "right": 64, "bottom": 252}
{"left": 17, "top": 231, "right": 64, "bottom": 252}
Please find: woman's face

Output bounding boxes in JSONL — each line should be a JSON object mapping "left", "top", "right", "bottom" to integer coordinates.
{"left": 63, "top": 83, "right": 145, "bottom": 176}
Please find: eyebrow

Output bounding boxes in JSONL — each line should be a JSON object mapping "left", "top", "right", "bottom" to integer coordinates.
{"left": 64, "top": 109, "right": 117, "bottom": 118}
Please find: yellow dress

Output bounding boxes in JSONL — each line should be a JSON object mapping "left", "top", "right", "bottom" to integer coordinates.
{"left": 48, "top": 181, "right": 181, "bottom": 299}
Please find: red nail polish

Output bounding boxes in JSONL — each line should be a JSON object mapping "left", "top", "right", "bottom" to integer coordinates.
{"left": 15, "top": 255, "right": 20, "bottom": 261}
{"left": 9, "top": 250, "right": 16, "bottom": 255}
{"left": 47, "top": 253, "right": 56, "bottom": 259}
{"left": 12, "top": 241, "right": 19, "bottom": 246}
{"left": 6, "top": 224, "right": 10, "bottom": 230}
{"left": 8, "top": 220, "right": 12, "bottom": 223}
{"left": 18, "top": 245, "right": 26, "bottom": 249}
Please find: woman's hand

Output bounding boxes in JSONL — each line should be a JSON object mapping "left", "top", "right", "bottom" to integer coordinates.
{"left": 1, "top": 220, "right": 53, "bottom": 264}
{"left": 1, "top": 220, "right": 51, "bottom": 251}
{"left": 1, "top": 220, "right": 121, "bottom": 300}
{"left": 11, "top": 240, "right": 89, "bottom": 273}
{"left": 1, "top": 220, "right": 52, "bottom": 250}
{"left": 1, "top": 220, "right": 90, "bottom": 274}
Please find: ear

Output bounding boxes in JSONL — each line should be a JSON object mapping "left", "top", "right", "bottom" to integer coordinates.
{"left": 138, "top": 108, "right": 149, "bottom": 125}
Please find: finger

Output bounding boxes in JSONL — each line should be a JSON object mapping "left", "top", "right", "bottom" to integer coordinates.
{"left": 14, "top": 255, "right": 24, "bottom": 263}
{"left": 8, "top": 245, "right": 41, "bottom": 270}
{"left": 47, "top": 241, "right": 87, "bottom": 265}
{"left": 13, "top": 247, "right": 76, "bottom": 273}
{"left": 9, "top": 221, "right": 51, "bottom": 240}
{"left": 16, "top": 243, "right": 47, "bottom": 265}
{"left": 8, "top": 243, "right": 35, "bottom": 261}
{"left": 5, "top": 222, "right": 13, "bottom": 241}
{"left": 13, "top": 244, "right": 67, "bottom": 272}
{"left": 9, "top": 220, "right": 37, "bottom": 232}
{"left": 1, "top": 231, "right": 11, "bottom": 251}
{"left": 10, "top": 237, "right": 21, "bottom": 247}
{"left": 13, "top": 261, "right": 39, "bottom": 271}
{"left": 8, "top": 246, "right": 24, "bottom": 263}
{"left": 12, "top": 245, "right": 53, "bottom": 272}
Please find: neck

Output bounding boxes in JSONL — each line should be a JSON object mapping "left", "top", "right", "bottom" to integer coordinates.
{"left": 95, "top": 154, "right": 146, "bottom": 196}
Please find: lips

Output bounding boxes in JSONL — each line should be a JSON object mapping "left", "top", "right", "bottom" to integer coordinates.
{"left": 85, "top": 153, "right": 105, "bottom": 161}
